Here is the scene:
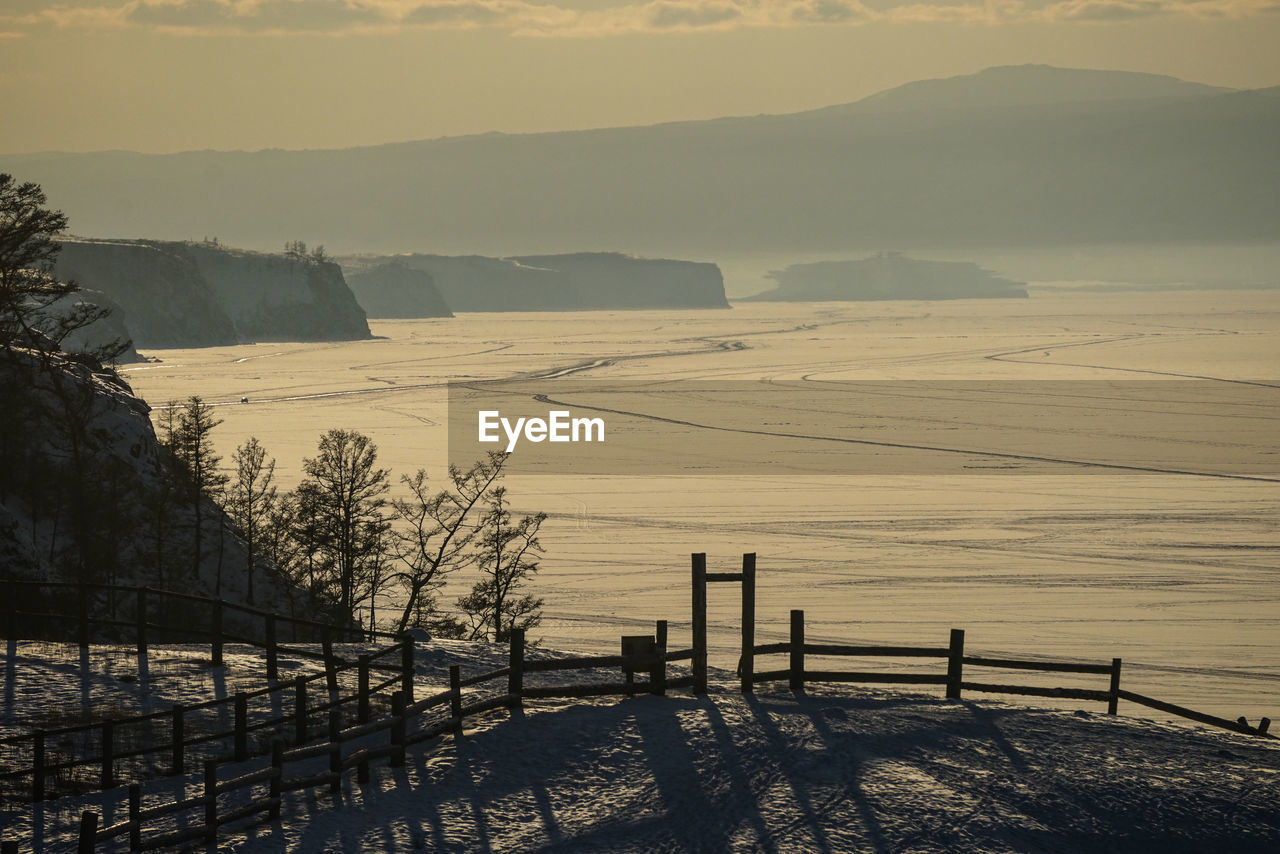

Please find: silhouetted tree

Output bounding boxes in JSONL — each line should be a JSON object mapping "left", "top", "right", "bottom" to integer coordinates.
{"left": 298, "top": 429, "right": 390, "bottom": 617}
{"left": 227, "top": 436, "right": 277, "bottom": 604}
{"left": 0, "top": 173, "right": 127, "bottom": 362}
{"left": 455, "top": 487, "right": 546, "bottom": 643}
{"left": 163, "top": 396, "right": 228, "bottom": 586}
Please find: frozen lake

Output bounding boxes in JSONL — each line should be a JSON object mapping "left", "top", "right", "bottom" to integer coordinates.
{"left": 122, "top": 289, "right": 1280, "bottom": 722}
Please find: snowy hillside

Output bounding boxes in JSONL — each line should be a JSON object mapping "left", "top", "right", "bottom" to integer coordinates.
{"left": 0, "top": 348, "right": 301, "bottom": 616}
{"left": 3, "top": 638, "right": 1277, "bottom": 852}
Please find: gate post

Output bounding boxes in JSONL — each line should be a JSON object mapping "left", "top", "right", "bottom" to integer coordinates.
{"left": 692, "top": 553, "right": 707, "bottom": 694}
{"left": 740, "top": 553, "right": 756, "bottom": 694}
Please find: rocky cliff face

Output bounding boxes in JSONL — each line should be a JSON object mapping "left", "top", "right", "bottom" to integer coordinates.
{"left": 344, "top": 261, "right": 453, "bottom": 318}
{"left": 340, "top": 252, "right": 728, "bottom": 314}
{"left": 511, "top": 253, "right": 730, "bottom": 309}
{"left": 53, "top": 239, "right": 371, "bottom": 350}
{"left": 55, "top": 239, "right": 237, "bottom": 348}
{"left": 174, "top": 244, "right": 371, "bottom": 341}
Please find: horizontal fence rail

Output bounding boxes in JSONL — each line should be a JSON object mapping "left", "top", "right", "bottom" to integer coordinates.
{"left": 745, "top": 609, "right": 1274, "bottom": 741}
{"left": 1, "top": 638, "right": 414, "bottom": 805}
{"left": 1, "top": 581, "right": 413, "bottom": 806}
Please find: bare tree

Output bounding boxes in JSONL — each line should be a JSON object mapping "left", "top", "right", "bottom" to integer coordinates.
{"left": 388, "top": 451, "right": 507, "bottom": 634}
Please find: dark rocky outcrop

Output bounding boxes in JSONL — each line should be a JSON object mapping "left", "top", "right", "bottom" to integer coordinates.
{"left": 510, "top": 253, "right": 730, "bottom": 310}
{"left": 173, "top": 243, "right": 370, "bottom": 341}
{"left": 53, "top": 239, "right": 370, "bottom": 349}
{"left": 344, "top": 261, "right": 453, "bottom": 318}
{"left": 341, "top": 252, "right": 728, "bottom": 313}
{"left": 49, "top": 288, "right": 144, "bottom": 363}
{"left": 742, "top": 253, "right": 1028, "bottom": 302}
{"left": 55, "top": 239, "right": 236, "bottom": 348}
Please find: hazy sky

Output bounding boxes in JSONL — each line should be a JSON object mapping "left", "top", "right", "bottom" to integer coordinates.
{"left": 2, "top": 0, "right": 1278, "bottom": 154}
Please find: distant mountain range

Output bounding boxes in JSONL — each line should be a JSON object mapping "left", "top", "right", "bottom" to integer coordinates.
{"left": 4, "top": 65, "right": 1276, "bottom": 256}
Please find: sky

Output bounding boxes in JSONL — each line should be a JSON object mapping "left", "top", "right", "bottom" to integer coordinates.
{"left": 1, "top": 0, "right": 1278, "bottom": 154}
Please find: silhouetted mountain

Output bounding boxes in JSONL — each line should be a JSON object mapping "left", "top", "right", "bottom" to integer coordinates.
{"left": 340, "top": 252, "right": 729, "bottom": 312}
{"left": 834, "top": 65, "right": 1232, "bottom": 114}
{"left": 742, "top": 253, "right": 1027, "bottom": 302}
{"left": 4, "top": 66, "right": 1276, "bottom": 256}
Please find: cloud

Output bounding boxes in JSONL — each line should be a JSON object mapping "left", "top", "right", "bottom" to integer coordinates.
{"left": 1041, "top": 0, "right": 1166, "bottom": 19}
{"left": 122, "top": 0, "right": 385, "bottom": 32}
{"left": 647, "top": 1, "right": 742, "bottom": 29}
{"left": 17, "top": 0, "right": 1280, "bottom": 37}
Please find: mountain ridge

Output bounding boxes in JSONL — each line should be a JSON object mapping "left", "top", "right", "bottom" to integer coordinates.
{"left": 3, "top": 65, "right": 1275, "bottom": 256}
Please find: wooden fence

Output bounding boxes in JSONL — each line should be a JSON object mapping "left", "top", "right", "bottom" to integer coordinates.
{"left": 0, "top": 637, "right": 414, "bottom": 804}
{"left": 745, "top": 608, "right": 1275, "bottom": 740}
{"left": 3, "top": 553, "right": 1275, "bottom": 852}
{"left": 8, "top": 624, "right": 693, "bottom": 853}
{"left": 1, "top": 581, "right": 404, "bottom": 805}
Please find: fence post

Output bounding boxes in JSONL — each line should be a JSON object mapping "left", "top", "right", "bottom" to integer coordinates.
{"left": 294, "top": 676, "right": 308, "bottom": 744}
{"left": 269, "top": 741, "right": 283, "bottom": 819}
{"left": 946, "top": 629, "right": 965, "bottom": 700}
{"left": 692, "top": 553, "right": 707, "bottom": 694}
{"left": 77, "top": 810, "right": 97, "bottom": 854}
{"left": 789, "top": 610, "right": 805, "bottom": 693}
{"left": 129, "top": 783, "right": 142, "bottom": 850}
{"left": 101, "top": 719, "right": 114, "bottom": 789}
{"left": 449, "top": 665, "right": 463, "bottom": 732}
{"left": 327, "top": 708, "right": 341, "bottom": 794}
{"left": 78, "top": 585, "right": 90, "bottom": 652}
{"left": 1108, "top": 658, "right": 1122, "bottom": 715}
{"left": 136, "top": 587, "right": 148, "bottom": 661}
{"left": 508, "top": 629, "right": 525, "bottom": 711}
{"left": 401, "top": 636, "right": 415, "bottom": 703}
{"left": 358, "top": 655, "right": 371, "bottom": 724}
{"left": 652, "top": 620, "right": 668, "bottom": 696}
{"left": 211, "top": 601, "right": 223, "bottom": 666}
{"left": 322, "top": 630, "right": 338, "bottom": 697}
{"left": 172, "top": 704, "right": 185, "bottom": 775}
{"left": 203, "top": 760, "right": 217, "bottom": 842}
{"left": 391, "top": 693, "right": 406, "bottom": 766}
{"left": 740, "top": 553, "right": 756, "bottom": 694}
{"left": 234, "top": 693, "right": 248, "bottom": 762}
{"left": 265, "top": 615, "right": 278, "bottom": 683}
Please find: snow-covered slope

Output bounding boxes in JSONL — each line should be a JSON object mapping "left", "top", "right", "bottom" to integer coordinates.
{"left": 4, "top": 638, "right": 1276, "bottom": 852}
